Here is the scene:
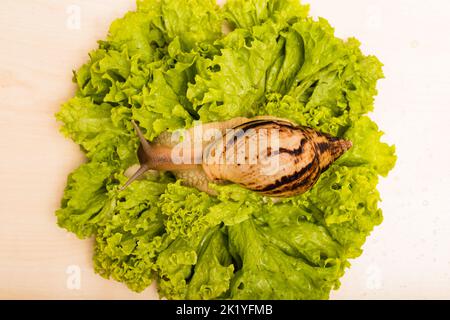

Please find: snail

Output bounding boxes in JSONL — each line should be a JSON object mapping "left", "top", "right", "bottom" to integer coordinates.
{"left": 122, "top": 117, "right": 352, "bottom": 198}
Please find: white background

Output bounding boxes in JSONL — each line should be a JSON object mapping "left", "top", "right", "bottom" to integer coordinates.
{"left": 0, "top": 0, "right": 449, "bottom": 299}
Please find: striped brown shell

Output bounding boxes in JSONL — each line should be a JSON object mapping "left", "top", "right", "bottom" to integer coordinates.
{"left": 202, "top": 118, "right": 352, "bottom": 197}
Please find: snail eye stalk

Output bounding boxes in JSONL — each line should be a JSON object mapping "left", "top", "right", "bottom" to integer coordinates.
{"left": 120, "top": 121, "right": 152, "bottom": 191}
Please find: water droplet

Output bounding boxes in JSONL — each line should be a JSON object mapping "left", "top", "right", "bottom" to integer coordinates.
{"left": 410, "top": 40, "right": 419, "bottom": 48}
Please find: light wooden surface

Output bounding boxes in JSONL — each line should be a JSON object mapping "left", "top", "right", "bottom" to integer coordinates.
{"left": 1, "top": 0, "right": 449, "bottom": 299}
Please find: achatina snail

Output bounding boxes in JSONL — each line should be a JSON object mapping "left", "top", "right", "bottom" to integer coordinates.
{"left": 122, "top": 117, "right": 352, "bottom": 198}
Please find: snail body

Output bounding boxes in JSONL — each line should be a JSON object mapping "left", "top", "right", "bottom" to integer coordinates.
{"left": 123, "top": 117, "right": 352, "bottom": 198}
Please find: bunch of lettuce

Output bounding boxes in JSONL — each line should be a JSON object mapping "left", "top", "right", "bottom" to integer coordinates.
{"left": 56, "top": 0, "right": 396, "bottom": 299}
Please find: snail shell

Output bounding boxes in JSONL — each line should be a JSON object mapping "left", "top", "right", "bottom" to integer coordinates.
{"left": 123, "top": 117, "right": 352, "bottom": 198}
{"left": 202, "top": 118, "right": 352, "bottom": 197}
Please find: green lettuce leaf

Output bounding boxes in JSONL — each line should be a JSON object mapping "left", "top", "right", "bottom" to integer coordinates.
{"left": 228, "top": 219, "right": 344, "bottom": 299}
{"left": 155, "top": 227, "right": 235, "bottom": 300}
{"left": 56, "top": 161, "right": 118, "bottom": 238}
{"left": 224, "top": 0, "right": 309, "bottom": 29}
{"left": 298, "top": 165, "right": 384, "bottom": 258}
{"left": 138, "top": 0, "right": 223, "bottom": 51}
{"left": 160, "top": 181, "right": 218, "bottom": 239}
{"left": 187, "top": 22, "right": 281, "bottom": 121}
{"left": 56, "top": 97, "right": 137, "bottom": 167}
{"left": 93, "top": 175, "right": 170, "bottom": 292}
{"left": 132, "top": 65, "right": 194, "bottom": 141}
{"left": 55, "top": 0, "right": 396, "bottom": 300}
{"left": 154, "top": 233, "right": 203, "bottom": 299}
{"left": 186, "top": 227, "right": 235, "bottom": 300}
{"left": 341, "top": 116, "right": 397, "bottom": 177}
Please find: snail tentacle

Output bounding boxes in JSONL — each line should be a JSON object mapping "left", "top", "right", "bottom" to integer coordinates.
{"left": 120, "top": 163, "right": 149, "bottom": 191}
